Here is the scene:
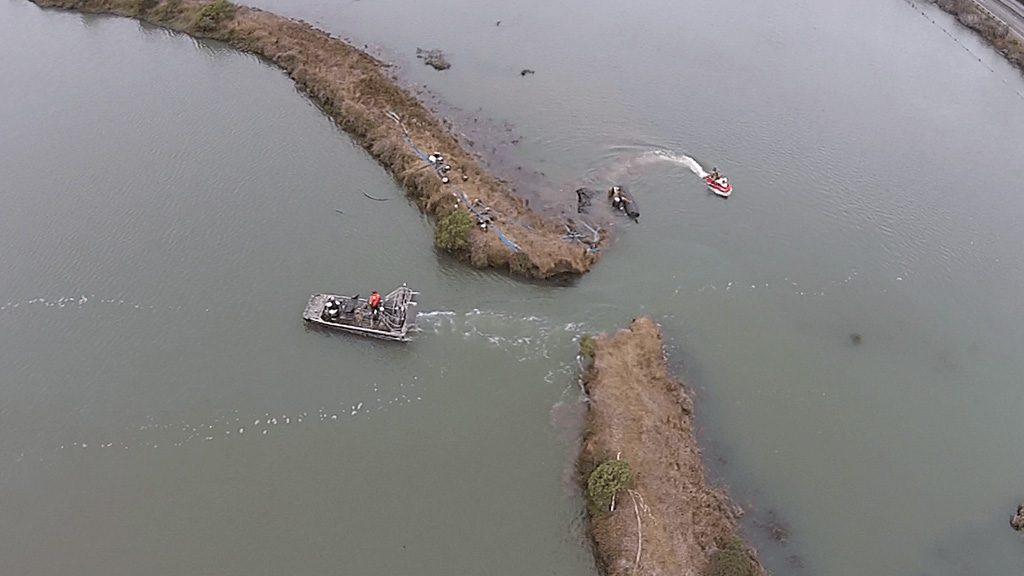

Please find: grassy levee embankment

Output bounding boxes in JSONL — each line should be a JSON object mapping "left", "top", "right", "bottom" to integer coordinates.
{"left": 933, "top": 0, "right": 1024, "bottom": 71}
{"left": 579, "top": 318, "right": 764, "bottom": 576}
{"left": 29, "top": 0, "right": 601, "bottom": 279}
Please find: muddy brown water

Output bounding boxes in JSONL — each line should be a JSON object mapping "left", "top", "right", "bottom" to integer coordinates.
{"left": 3, "top": 0, "right": 1024, "bottom": 574}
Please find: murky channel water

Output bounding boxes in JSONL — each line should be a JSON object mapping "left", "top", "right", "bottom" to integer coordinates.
{"left": 2, "top": 0, "right": 1024, "bottom": 573}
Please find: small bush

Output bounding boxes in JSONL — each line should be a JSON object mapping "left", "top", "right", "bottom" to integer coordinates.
{"left": 509, "top": 251, "right": 532, "bottom": 276}
{"left": 149, "top": 0, "right": 182, "bottom": 21}
{"left": 469, "top": 246, "right": 490, "bottom": 268}
{"left": 434, "top": 209, "right": 474, "bottom": 251}
{"left": 190, "top": 0, "right": 236, "bottom": 32}
{"left": 127, "top": 0, "right": 153, "bottom": 16}
{"left": 707, "top": 539, "right": 757, "bottom": 576}
{"left": 587, "top": 459, "right": 632, "bottom": 509}
{"left": 579, "top": 334, "right": 596, "bottom": 358}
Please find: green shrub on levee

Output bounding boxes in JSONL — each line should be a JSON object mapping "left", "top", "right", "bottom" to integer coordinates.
{"left": 708, "top": 538, "right": 757, "bottom": 576}
{"left": 579, "top": 334, "right": 596, "bottom": 358}
{"left": 191, "top": 0, "right": 236, "bottom": 32}
{"left": 434, "top": 209, "right": 474, "bottom": 251}
{"left": 586, "top": 459, "right": 632, "bottom": 512}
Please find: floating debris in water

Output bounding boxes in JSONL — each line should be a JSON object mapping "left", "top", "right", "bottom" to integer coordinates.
{"left": 416, "top": 48, "right": 450, "bottom": 70}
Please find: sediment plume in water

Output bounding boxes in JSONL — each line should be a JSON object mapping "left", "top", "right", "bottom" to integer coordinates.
{"left": 29, "top": 0, "right": 603, "bottom": 279}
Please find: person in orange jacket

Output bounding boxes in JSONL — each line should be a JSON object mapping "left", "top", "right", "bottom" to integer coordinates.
{"left": 368, "top": 291, "right": 382, "bottom": 317}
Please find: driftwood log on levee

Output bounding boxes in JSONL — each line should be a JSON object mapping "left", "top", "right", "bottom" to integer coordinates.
{"left": 578, "top": 317, "right": 765, "bottom": 576}
{"left": 29, "top": 0, "right": 602, "bottom": 279}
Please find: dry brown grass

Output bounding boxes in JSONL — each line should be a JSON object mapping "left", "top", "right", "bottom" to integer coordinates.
{"left": 580, "top": 318, "right": 762, "bottom": 576}
{"left": 29, "top": 0, "right": 602, "bottom": 279}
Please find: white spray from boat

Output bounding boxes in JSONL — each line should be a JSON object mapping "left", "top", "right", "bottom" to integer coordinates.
{"left": 590, "top": 147, "right": 711, "bottom": 185}
{"left": 646, "top": 150, "right": 709, "bottom": 178}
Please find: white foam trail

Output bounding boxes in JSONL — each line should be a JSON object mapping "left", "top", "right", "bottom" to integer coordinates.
{"left": 648, "top": 150, "right": 708, "bottom": 178}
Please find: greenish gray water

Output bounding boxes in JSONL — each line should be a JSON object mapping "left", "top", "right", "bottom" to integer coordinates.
{"left": 2, "top": 0, "right": 1024, "bottom": 574}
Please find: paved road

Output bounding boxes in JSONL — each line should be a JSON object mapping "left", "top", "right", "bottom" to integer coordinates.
{"left": 972, "top": 0, "right": 1024, "bottom": 41}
